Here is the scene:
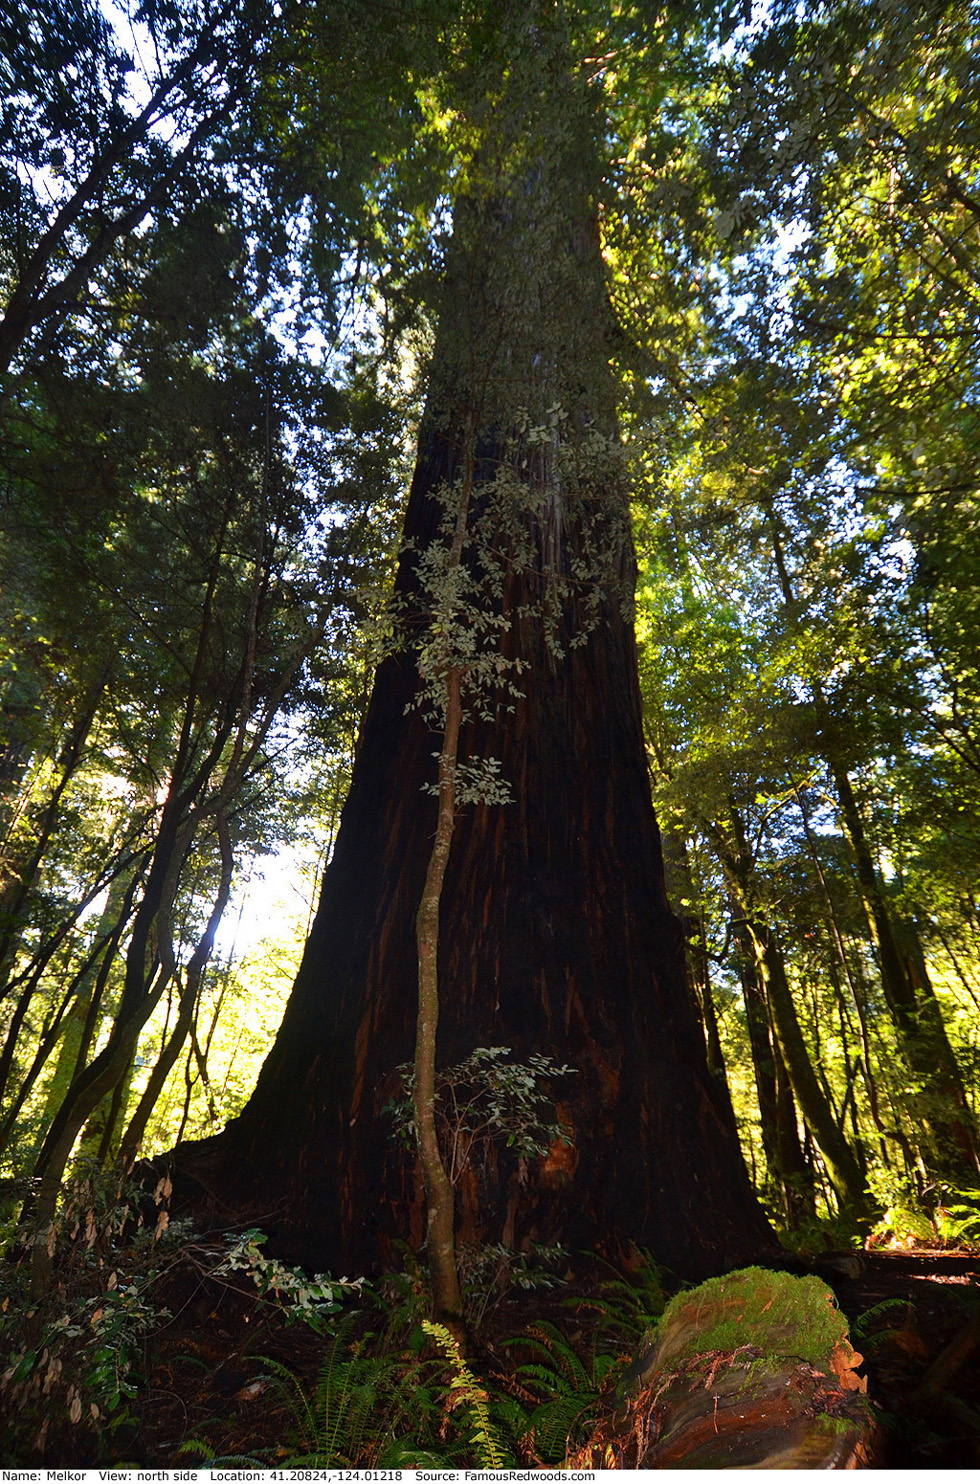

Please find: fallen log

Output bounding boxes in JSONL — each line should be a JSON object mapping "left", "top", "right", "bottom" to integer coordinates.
{"left": 574, "top": 1266, "right": 879, "bottom": 1468}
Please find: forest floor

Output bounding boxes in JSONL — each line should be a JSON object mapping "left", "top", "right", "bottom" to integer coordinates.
{"left": 4, "top": 1232, "right": 977, "bottom": 1467}
{"left": 127, "top": 1243, "right": 980, "bottom": 1470}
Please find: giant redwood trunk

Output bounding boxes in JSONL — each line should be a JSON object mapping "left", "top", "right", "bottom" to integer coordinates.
{"left": 167, "top": 13, "right": 775, "bottom": 1280}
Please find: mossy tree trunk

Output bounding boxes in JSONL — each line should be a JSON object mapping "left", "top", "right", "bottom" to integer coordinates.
{"left": 754, "top": 925, "right": 868, "bottom": 1217}
{"left": 732, "top": 913, "right": 814, "bottom": 1227}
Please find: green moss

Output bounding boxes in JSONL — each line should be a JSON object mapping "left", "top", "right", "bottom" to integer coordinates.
{"left": 651, "top": 1267, "right": 850, "bottom": 1371}
{"left": 816, "top": 1411, "right": 862, "bottom": 1439}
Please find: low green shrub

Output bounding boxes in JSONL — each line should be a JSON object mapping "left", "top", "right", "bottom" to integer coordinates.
{"left": 0, "top": 1163, "right": 185, "bottom": 1462}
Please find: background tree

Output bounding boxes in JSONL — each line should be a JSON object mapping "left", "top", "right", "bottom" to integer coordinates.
{"left": 624, "top": 0, "right": 980, "bottom": 1226}
{"left": 0, "top": 28, "right": 406, "bottom": 1264}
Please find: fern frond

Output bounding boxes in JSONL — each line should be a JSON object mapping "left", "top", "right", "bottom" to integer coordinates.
{"left": 506, "top": 1321, "right": 592, "bottom": 1390}
{"left": 423, "top": 1319, "right": 509, "bottom": 1468}
{"left": 263, "top": 1335, "right": 403, "bottom": 1467}
{"left": 176, "top": 1438, "right": 217, "bottom": 1461}
{"left": 529, "top": 1392, "right": 600, "bottom": 1462}
{"left": 853, "top": 1296, "right": 913, "bottom": 1341}
{"left": 510, "top": 1360, "right": 579, "bottom": 1396}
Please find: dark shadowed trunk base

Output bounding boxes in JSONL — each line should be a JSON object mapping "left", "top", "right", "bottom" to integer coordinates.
{"left": 161, "top": 421, "right": 776, "bottom": 1282}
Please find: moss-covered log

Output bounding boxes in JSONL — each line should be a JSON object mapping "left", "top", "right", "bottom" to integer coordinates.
{"left": 577, "top": 1267, "right": 878, "bottom": 1469}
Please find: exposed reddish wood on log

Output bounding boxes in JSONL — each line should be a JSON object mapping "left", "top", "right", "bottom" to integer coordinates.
{"left": 575, "top": 1354, "right": 876, "bottom": 1468}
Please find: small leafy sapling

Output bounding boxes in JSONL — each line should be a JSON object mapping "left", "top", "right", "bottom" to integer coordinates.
{"left": 386, "top": 1045, "right": 576, "bottom": 1185}
{"left": 400, "top": 384, "right": 626, "bottom": 1324}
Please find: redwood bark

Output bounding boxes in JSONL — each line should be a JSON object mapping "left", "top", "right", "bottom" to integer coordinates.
{"left": 166, "top": 21, "right": 775, "bottom": 1280}
{"left": 168, "top": 476, "right": 774, "bottom": 1274}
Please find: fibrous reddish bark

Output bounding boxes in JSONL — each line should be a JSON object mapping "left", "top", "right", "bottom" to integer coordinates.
{"left": 166, "top": 18, "right": 775, "bottom": 1281}
{"left": 168, "top": 470, "right": 773, "bottom": 1275}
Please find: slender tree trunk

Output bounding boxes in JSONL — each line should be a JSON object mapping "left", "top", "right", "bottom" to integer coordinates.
{"left": 71, "top": 871, "right": 142, "bottom": 1080}
{"left": 93, "top": 1056, "right": 136, "bottom": 1165}
{"left": 414, "top": 664, "right": 465, "bottom": 1322}
{"left": 754, "top": 927, "right": 869, "bottom": 1216}
{"left": 115, "top": 815, "right": 233, "bottom": 1170}
{"left": 662, "top": 831, "right": 727, "bottom": 1079}
{"left": 794, "top": 787, "right": 888, "bottom": 1147}
{"left": 410, "top": 440, "right": 476, "bottom": 1324}
{"left": 733, "top": 919, "right": 782, "bottom": 1194}
{"left": 28, "top": 979, "right": 166, "bottom": 1294}
{"left": 0, "top": 975, "right": 83, "bottom": 1156}
{"left": 0, "top": 671, "right": 105, "bottom": 988}
{"left": 734, "top": 912, "right": 816, "bottom": 1226}
{"left": 772, "top": 1038, "right": 815, "bottom": 1225}
{"left": 720, "top": 808, "right": 843, "bottom": 1221}
{"left": 833, "top": 768, "right": 978, "bottom": 1178}
{"left": 38, "top": 872, "right": 135, "bottom": 1133}
{"left": 699, "top": 950, "right": 727, "bottom": 1083}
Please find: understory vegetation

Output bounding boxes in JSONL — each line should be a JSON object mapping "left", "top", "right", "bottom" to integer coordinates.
{"left": 0, "top": 1160, "right": 668, "bottom": 1466}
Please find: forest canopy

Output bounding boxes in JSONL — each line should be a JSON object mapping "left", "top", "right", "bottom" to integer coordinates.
{"left": 1, "top": 0, "right": 979, "bottom": 1285}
